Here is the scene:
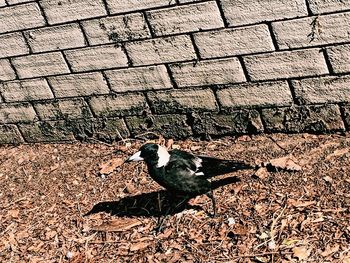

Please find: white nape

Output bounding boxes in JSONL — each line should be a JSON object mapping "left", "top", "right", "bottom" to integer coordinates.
{"left": 156, "top": 145, "right": 170, "bottom": 167}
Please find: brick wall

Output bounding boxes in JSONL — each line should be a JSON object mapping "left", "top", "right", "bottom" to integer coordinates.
{"left": 0, "top": 0, "right": 350, "bottom": 144}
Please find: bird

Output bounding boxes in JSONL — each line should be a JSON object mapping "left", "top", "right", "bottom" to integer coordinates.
{"left": 126, "top": 143, "right": 255, "bottom": 217}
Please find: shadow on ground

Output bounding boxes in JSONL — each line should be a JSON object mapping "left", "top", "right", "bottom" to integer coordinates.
{"left": 84, "top": 176, "right": 241, "bottom": 217}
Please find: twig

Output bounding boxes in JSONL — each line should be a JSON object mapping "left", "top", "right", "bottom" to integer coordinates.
{"left": 87, "top": 137, "right": 114, "bottom": 147}
{"left": 1, "top": 196, "right": 27, "bottom": 209}
{"left": 270, "top": 204, "right": 287, "bottom": 245}
{"left": 267, "top": 136, "right": 288, "bottom": 153}
{"left": 234, "top": 251, "right": 292, "bottom": 258}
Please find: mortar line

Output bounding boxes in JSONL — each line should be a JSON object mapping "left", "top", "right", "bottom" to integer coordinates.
{"left": 215, "top": 0, "right": 229, "bottom": 28}
{"left": 321, "top": 48, "right": 335, "bottom": 74}
{"left": 267, "top": 22, "right": 279, "bottom": 51}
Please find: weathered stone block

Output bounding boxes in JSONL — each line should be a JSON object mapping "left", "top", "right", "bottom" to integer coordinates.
{"left": 1, "top": 78, "right": 53, "bottom": 102}
{"left": 0, "top": 124, "right": 24, "bottom": 144}
{"left": 327, "top": 44, "right": 350, "bottom": 74}
{"left": 0, "top": 59, "right": 16, "bottom": 81}
{"left": 64, "top": 45, "right": 128, "bottom": 72}
{"left": 342, "top": 105, "right": 350, "bottom": 130}
{"left": 18, "top": 120, "right": 75, "bottom": 142}
{"left": 170, "top": 57, "right": 245, "bottom": 87}
{"left": 25, "top": 23, "right": 86, "bottom": 53}
{"left": 148, "top": 89, "right": 218, "bottom": 114}
{"left": 48, "top": 72, "right": 109, "bottom": 98}
{"left": 194, "top": 24, "right": 274, "bottom": 58}
{"left": 126, "top": 35, "right": 196, "bottom": 66}
{"left": 192, "top": 111, "right": 263, "bottom": 137}
{"left": 243, "top": 49, "right": 328, "bottom": 81}
{"left": 0, "top": 103, "right": 37, "bottom": 123}
{"left": 308, "top": 0, "right": 350, "bottom": 14}
{"left": 0, "top": 32, "right": 29, "bottom": 58}
{"left": 106, "top": 0, "right": 174, "bottom": 14}
{"left": 146, "top": 1, "right": 224, "bottom": 36}
{"left": 12, "top": 52, "right": 70, "bottom": 79}
{"left": 6, "top": 0, "right": 34, "bottom": 4}
{"left": 292, "top": 75, "right": 350, "bottom": 104}
{"left": 67, "top": 118, "right": 130, "bottom": 143}
{"left": 0, "top": 3, "right": 45, "bottom": 33}
{"left": 217, "top": 81, "right": 293, "bottom": 109}
{"left": 82, "top": 13, "right": 150, "bottom": 45}
{"left": 221, "top": 0, "right": 307, "bottom": 26}
{"left": 272, "top": 12, "right": 350, "bottom": 49}
{"left": 261, "top": 105, "right": 345, "bottom": 133}
{"left": 34, "top": 98, "right": 92, "bottom": 120}
{"left": 40, "top": 0, "right": 107, "bottom": 24}
{"left": 89, "top": 94, "right": 148, "bottom": 117}
{"left": 105, "top": 65, "right": 172, "bottom": 92}
{"left": 126, "top": 114, "right": 192, "bottom": 139}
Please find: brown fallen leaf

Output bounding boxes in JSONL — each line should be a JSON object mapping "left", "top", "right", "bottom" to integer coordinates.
{"left": 130, "top": 242, "right": 150, "bottom": 252}
{"left": 325, "top": 147, "right": 350, "bottom": 160}
{"left": 254, "top": 167, "right": 269, "bottom": 180}
{"left": 166, "top": 139, "right": 174, "bottom": 149}
{"left": 190, "top": 145, "right": 201, "bottom": 151}
{"left": 267, "top": 156, "right": 302, "bottom": 171}
{"left": 99, "top": 158, "right": 124, "bottom": 175}
{"left": 291, "top": 200, "right": 316, "bottom": 208}
{"left": 292, "top": 246, "right": 311, "bottom": 261}
{"left": 92, "top": 218, "right": 142, "bottom": 232}
{"left": 321, "top": 244, "right": 339, "bottom": 257}
{"left": 7, "top": 209, "right": 19, "bottom": 218}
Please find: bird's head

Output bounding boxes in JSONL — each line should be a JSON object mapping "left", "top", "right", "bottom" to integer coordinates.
{"left": 126, "top": 143, "right": 170, "bottom": 167}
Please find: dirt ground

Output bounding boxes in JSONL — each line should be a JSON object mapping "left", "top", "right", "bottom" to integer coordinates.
{"left": 0, "top": 132, "right": 349, "bottom": 262}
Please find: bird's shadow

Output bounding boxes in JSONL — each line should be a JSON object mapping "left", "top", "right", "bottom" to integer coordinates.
{"left": 84, "top": 176, "right": 241, "bottom": 218}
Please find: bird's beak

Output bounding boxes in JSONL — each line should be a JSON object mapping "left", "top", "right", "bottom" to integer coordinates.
{"left": 126, "top": 151, "right": 144, "bottom": 162}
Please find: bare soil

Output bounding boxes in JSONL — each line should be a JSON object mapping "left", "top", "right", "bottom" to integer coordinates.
{"left": 0, "top": 133, "right": 349, "bottom": 262}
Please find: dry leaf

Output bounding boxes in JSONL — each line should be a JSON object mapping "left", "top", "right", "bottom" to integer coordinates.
{"left": 325, "top": 148, "right": 349, "bottom": 160}
{"left": 166, "top": 139, "right": 174, "bottom": 149}
{"left": 232, "top": 224, "right": 249, "bottom": 235}
{"left": 190, "top": 145, "right": 201, "bottom": 151}
{"left": 172, "top": 144, "right": 181, "bottom": 149}
{"left": 255, "top": 256, "right": 269, "bottom": 263}
{"left": 288, "top": 199, "right": 316, "bottom": 208}
{"left": 282, "top": 239, "right": 299, "bottom": 246}
{"left": 254, "top": 167, "right": 269, "bottom": 180}
{"left": 99, "top": 158, "right": 124, "bottom": 175}
{"left": 45, "top": 230, "right": 57, "bottom": 240}
{"left": 321, "top": 244, "right": 339, "bottom": 257}
{"left": 323, "top": 176, "right": 333, "bottom": 183}
{"left": 93, "top": 218, "right": 142, "bottom": 232}
{"left": 7, "top": 209, "right": 19, "bottom": 218}
{"left": 130, "top": 242, "right": 150, "bottom": 252}
{"left": 268, "top": 156, "right": 302, "bottom": 171}
{"left": 292, "top": 246, "right": 311, "bottom": 260}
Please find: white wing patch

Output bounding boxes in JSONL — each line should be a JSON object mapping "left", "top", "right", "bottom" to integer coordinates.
{"left": 192, "top": 157, "right": 204, "bottom": 176}
{"left": 193, "top": 157, "right": 202, "bottom": 169}
{"left": 156, "top": 145, "right": 170, "bottom": 168}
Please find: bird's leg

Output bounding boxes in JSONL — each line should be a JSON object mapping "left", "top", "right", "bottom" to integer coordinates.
{"left": 154, "top": 207, "right": 172, "bottom": 233}
{"left": 154, "top": 195, "right": 190, "bottom": 233}
{"left": 206, "top": 189, "right": 216, "bottom": 217}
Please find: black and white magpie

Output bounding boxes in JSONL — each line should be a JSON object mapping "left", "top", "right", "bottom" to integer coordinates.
{"left": 126, "top": 143, "right": 255, "bottom": 216}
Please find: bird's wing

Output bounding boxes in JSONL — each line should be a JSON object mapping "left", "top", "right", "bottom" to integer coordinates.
{"left": 164, "top": 157, "right": 211, "bottom": 195}
{"left": 169, "top": 149, "right": 254, "bottom": 179}
{"left": 168, "top": 149, "right": 203, "bottom": 176}
{"left": 194, "top": 155, "right": 254, "bottom": 178}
